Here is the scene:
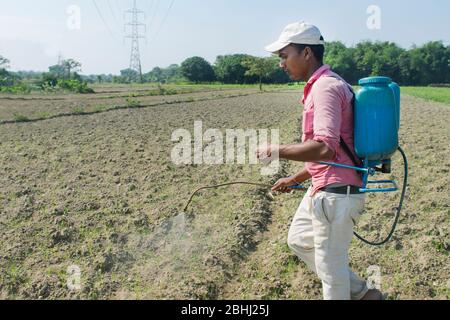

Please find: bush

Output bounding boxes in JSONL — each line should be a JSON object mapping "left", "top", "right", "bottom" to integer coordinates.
{"left": 72, "top": 107, "right": 85, "bottom": 114}
{"left": 0, "top": 69, "right": 26, "bottom": 91}
{"left": 0, "top": 83, "right": 30, "bottom": 94}
{"left": 40, "top": 73, "right": 58, "bottom": 87}
{"left": 56, "top": 79, "right": 95, "bottom": 94}
{"left": 13, "top": 113, "right": 30, "bottom": 122}
{"left": 126, "top": 98, "right": 141, "bottom": 108}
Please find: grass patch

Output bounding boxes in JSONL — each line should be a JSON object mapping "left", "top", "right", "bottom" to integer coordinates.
{"left": 1, "top": 263, "right": 28, "bottom": 295}
{"left": 72, "top": 106, "right": 85, "bottom": 115}
{"left": 402, "top": 87, "right": 450, "bottom": 105}
{"left": 125, "top": 98, "right": 141, "bottom": 108}
{"left": 93, "top": 105, "right": 108, "bottom": 113}
{"left": 431, "top": 239, "right": 449, "bottom": 255}
{"left": 37, "top": 112, "right": 51, "bottom": 119}
{"left": 12, "top": 113, "right": 30, "bottom": 122}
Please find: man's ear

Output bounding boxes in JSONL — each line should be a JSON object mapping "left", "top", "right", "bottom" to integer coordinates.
{"left": 304, "top": 47, "right": 311, "bottom": 61}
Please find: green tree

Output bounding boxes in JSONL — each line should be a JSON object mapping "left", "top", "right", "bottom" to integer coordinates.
{"left": 352, "top": 41, "right": 405, "bottom": 82}
{"left": 48, "top": 64, "right": 66, "bottom": 78}
{"left": 214, "top": 54, "right": 256, "bottom": 84}
{"left": 325, "top": 41, "right": 358, "bottom": 84}
{"left": 373, "top": 42, "right": 404, "bottom": 79}
{"left": 164, "top": 64, "right": 184, "bottom": 82}
{"left": 0, "top": 55, "right": 10, "bottom": 69}
{"left": 62, "top": 59, "right": 82, "bottom": 79}
{"left": 264, "top": 56, "right": 291, "bottom": 84}
{"left": 396, "top": 42, "right": 449, "bottom": 86}
{"left": 353, "top": 41, "right": 381, "bottom": 79}
{"left": 120, "top": 68, "right": 139, "bottom": 83}
{"left": 144, "top": 64, "right": 185, "bottom": 83}
{"left": 397, "top": 50, "right": 414, "bottom": 85}
{"left": 0, "top": 56, "right": 20, "bottom": 87}
{"left": 180, "top": 57, "right": 215, "bottom": 83}
{"left": 0, "top": 68, "right": 11, "bottom": 86}
{"left": 447, "top": 45, "right": 450, "bottom": 83}
{"left": 418, "top": 41, "right": 449, "bottom": 85}
{"left": 72, "top": 72, "right": 82, "bottom": 82}
{"left": 146, "top": 67, "right": 164, "bottom": 83}
{"left": 242, "top": 56, "right": 275, "bottom": 90}
{"left": 41, "top": 73, "right": 58, "bottom": 87}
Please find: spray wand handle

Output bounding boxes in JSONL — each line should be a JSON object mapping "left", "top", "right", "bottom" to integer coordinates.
{"left": 288, "top": 184, "right": 307, "bottom": 190}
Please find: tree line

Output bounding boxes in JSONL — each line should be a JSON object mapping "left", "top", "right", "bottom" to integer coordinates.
{"left": 0, "top": 56, "right": 93, "bottom": 93}
{"left": 325, "top": 41, "right": 449, "bottom": 86}
{"left": 0, "top": 40, "right": 449, "bottom": 93}
{"left": 131, "top": 40, "right": 450, "bottom": 86}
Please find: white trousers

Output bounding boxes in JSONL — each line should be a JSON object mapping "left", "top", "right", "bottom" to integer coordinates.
{"left": 287, "top": 187, "right": 369, "bottom": 300}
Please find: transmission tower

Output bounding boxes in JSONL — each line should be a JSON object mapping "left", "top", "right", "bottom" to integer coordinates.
{"left": 124, "top": 0, "right": 146, "bottom": 82}
{"left": 57, "top": 53, "right": 64, "bottom": 65}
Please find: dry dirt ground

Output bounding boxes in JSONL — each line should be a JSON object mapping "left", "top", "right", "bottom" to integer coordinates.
{"left": 0, "top": 87, "right": 448, "bottom": 300}
{"left": 0, "top": 86, "right": 261, "bottom": 122}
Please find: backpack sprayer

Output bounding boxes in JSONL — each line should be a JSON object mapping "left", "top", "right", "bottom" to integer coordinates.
{"left": 315, "top": 76, "right": 408, "bottom": 245}
{"left": 183, "top": 76, "right": 408, "bottom": 247}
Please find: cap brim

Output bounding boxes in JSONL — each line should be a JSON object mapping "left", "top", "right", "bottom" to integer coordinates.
{"left": 264, "top": 40, "right": 290, "bottom": 54}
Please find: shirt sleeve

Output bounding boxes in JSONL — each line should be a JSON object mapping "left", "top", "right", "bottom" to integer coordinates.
{"left": 311, "top": 78, "right": 344, "bottom": 158}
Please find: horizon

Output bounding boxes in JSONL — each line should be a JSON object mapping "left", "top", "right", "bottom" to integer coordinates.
{"left": 8, "top": 39, "right": 448, "bottom": 76}
{"left": 1, "top": 0, "right": 449, "bottom": 74}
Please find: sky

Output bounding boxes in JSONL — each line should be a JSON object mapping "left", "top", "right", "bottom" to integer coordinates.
{"left": 0, "top": 0, "right": 449, "bottom": 74}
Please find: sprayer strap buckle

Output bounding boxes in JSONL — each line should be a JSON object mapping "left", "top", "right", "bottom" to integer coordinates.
{"left": 320, "top": 185, "right": 362, "bottom": 195}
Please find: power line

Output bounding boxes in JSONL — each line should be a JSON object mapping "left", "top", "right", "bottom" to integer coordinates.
{"left": 149, "top": 0, "right": 175, "bottom": 45}
{"left": 92, "top": 0, "right": 117, "bottom": 40}
{"left": 147, "top": 0, "right": 156, "bottom": 23}
{"left": 147, "top": 0, "right": 161, "bottom": 34}
{"left": 107, "top": 0, "right": 121, "bottom": 26}
{"left": 114, "top": 0, "right": 123, "bottom": 13}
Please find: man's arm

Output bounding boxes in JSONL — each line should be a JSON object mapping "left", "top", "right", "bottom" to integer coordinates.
{"left": 291, "top": 168, "right": 312, "bottom": 183}
{"left": 256, "top": 140, "right": 334, "bottom": 166}
{"left": 271, "top": 168, "right": 311, "bottom": 192}
{"left": 257, "top": 140, "right": 332, "bottom": 193}
{"left": 278, "top": 140, "right": 335, "bottom": 162}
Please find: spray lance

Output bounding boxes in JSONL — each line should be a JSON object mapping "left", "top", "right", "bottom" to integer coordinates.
{"left": 181, "top": 156, "right": 406, "bottom": 247}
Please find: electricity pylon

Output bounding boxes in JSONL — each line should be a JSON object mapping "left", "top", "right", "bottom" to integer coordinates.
{"left": 124, "top": 0, "right": 146, "bottom": 82}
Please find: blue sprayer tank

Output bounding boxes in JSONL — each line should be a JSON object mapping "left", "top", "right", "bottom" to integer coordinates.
{"left": 354, "top": 76, "right": 400, "bottom": 162}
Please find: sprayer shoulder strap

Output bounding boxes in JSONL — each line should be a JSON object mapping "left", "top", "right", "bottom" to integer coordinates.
{"left": 322, "top": 74, "right": 362, "bottom": 168}
{"left": 340, "top": 136, "right": 362, "bottom": 168}
{"left": 340, "top": 89, "right": 363, "bottom": 168}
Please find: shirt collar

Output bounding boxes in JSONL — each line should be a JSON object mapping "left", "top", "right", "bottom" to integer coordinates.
{"left": 306, "top": 64, "right": 331, "bottom": 85}
{"left": 302, "top": 64, "right": 331, "bottom": 104}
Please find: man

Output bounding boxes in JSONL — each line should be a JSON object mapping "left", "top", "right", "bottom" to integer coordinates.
{"left": 256, "top": 22, "right": 382, "bottom": 300}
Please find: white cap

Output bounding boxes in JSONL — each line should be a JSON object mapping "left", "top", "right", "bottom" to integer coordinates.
{"left": 265, "top": 22, "right": 325, "bottom": 53}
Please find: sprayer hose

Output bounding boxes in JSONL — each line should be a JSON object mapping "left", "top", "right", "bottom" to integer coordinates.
{"left": 353, "top": 146, "right": 408, "bottom": 246}
{"left": 183, "top": 146, "right": 408, "bottom": 247}
{"left": 183, "top": 182, "right": 272, "bottom": 212}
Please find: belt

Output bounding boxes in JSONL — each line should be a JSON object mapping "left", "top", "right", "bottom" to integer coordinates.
{"left": 319, "top": 185, "right": 363, "bottom": 194}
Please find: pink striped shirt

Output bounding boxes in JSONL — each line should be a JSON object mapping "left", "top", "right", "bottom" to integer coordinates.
{"left": 301, "top": 64, "right": 363, "bottom": 196}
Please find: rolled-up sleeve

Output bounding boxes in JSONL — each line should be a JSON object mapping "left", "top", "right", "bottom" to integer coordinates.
{"left": 311, "top": 78, "right": 343, "bottom": 158}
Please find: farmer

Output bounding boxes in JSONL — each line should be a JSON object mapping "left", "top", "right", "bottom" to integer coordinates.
{"left": 256, "top": 22, "right": 382, "bottom": 300}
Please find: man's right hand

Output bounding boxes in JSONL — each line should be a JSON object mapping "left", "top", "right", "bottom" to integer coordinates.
{"left": 272, "top": 177, "right": 300, "bottom": 193}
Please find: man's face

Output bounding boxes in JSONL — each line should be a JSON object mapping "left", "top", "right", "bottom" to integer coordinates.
{"left": 278, "top": 44, "right": 309, "bottom": 81}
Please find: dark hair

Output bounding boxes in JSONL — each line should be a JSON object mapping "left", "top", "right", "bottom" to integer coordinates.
{"left": 292, "top": 40, "right": 325, "bottom": 63}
